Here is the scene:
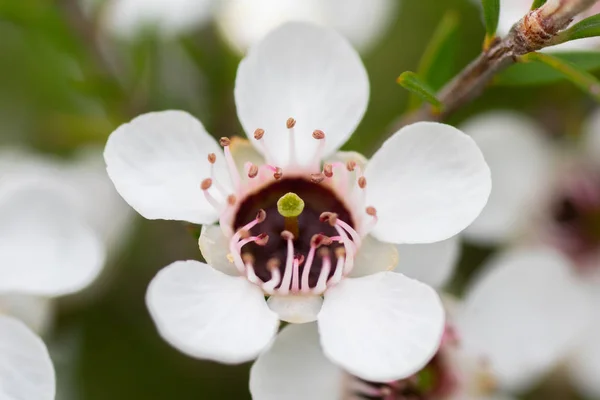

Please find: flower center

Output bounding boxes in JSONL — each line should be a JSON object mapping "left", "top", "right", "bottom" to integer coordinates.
{"left": 233, "top": 178, "right": 354, "bottom": 290}
{"left": 547, "top": 170, "right": 600, "bottom": 269}
{"left": 199, "top": 117, "right": 378, "bottom": 296}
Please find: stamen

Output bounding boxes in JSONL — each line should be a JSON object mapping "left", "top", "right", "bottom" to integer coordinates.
{"left": 333, "top": 224, "right": 355, "bottom": 275}
{"left": 358, "top": 176, "right": 367, "bottom": 189}
{"left": 291, "top": 258, "right": 301, "bottom": 292}
{"left": 227, "top": 194, "right": 237, "bottom": 206}
{"left": 278, "top": 230, "right": 296, "bottom": 295}
{"left": 327, "top": 247, "right": 346, "bottom": 286}
{"left": 323, "top": 163, "right": 333, "bottom": 178}
{"left": 302, "top": 234, "right": 331, "bottom": 293}
{"left": 311, "top": 173, "right": 325, "bottom": 184}
{"left": 228, "top": 209, "right": 266, "bottom": 273}
{"left": 363, "top": 206, "right": 379, "bottom": 235}
{"left": 201, "top": 179, "right": 222, "bottom": 211}
{"left": 320, "top": 212, "right": 338, "bottom": 226}
{"left": 242, "top": 253, "right": 261, "bottom": 284}
{"left": 253, "top": 128, "right": 274, "bottom": 164}
{"left": 336, "top": 218, "right": 362, "bottom": 249}
{"left": 346, "top": 160, "right": 357, "bottom": 172}
{"left": 286, "top": 117, "right": 297, "bottom": 165}
{"left": 262, "top": 259, "right": 281, "bottom": 294}
{"left": 247, "top": 164, "right": 259, "bottom": 179}
{"left": 220, "top": 137, "right": 241, "bottom": 193}
{"left": 274, "top": 167, "right": 283, "bottom": 180}
{"left": 313, "top": 248, "right": 332, "bottom": 294}
{"left": 311, "top": 130, "right": 326, "bottom": 168}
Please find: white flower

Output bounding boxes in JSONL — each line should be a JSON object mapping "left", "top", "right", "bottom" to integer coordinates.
{"left": 460, "top": 110, "right": 600, "bottom": 396}
{"left": 0, "top": 179, "right": 107, "bottom": 400}
{"left": 88, "top": 0, "right": 215, "bottom": 39}
{"left": 493, "top": 0, "right": 600, "bottom": 51}
{"left": 0, "top": 315, "right": 55, "bottom": 400}
{"left": 250, "top": 246, "right": 589, "bottom": 400}
{"left": 104, "top": 22, "right": 491, "bottom": 382}
{"left": 216, "top": 0, "right": 397, "bottom": 54}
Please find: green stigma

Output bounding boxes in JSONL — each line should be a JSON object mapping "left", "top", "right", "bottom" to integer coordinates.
{"left": 277, "top": 192, "right": 305, "bottom": 218}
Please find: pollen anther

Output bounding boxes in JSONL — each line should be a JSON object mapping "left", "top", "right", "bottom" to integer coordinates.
{"left": 312, "top": 130, "right": 325, "bottom": 140}
{"left": 219, "top": 137, "right": 231, "bottom": 147}
{"left": 286, "top": 117, "right": 296, "bottom": 129}
{"left": 201, "top": 178, "right": 212, "bottom": 190}
{"left": 254, "top": 128, "right": 265, "bottom": 140}
{"left": 207, "top": 153, "right": 216, "bottom": 164}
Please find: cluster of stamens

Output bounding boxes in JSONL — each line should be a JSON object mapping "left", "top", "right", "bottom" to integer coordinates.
{"left": 200, "top": 117, "right": 379, "bottom": 296}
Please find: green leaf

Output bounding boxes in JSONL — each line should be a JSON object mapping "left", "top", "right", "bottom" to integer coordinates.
{"left": 397, "top": 71, "right": 443, "bottom": 110}
{"left": 552, "top": 14, "right": 600, "bottom": 45}
{"left": 531, "top": 0, "right": 547, "bottom": 9}
{"left": 481, "top": 0, "right": 501, "bottom": 38}
{"left": 519, "top": 52, "right": 600, "bottom": 101}
{"left": 495, "top": 51, "right": 600, "bottom": 85}
{"left": 418, "top": 11, "right": 461, "bottom": 91}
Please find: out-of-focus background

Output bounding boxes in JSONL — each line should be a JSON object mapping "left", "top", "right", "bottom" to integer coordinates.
{"left": 1, "top": 0, "right": 599, "bottom": 399}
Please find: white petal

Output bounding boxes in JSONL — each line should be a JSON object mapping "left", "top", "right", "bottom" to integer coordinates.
{"left": 318, "top": 272, "right": 445, "bottom": 382}
{"left": 365, "top": 122, "right": 491, "bottom": 244}
{"left": 460, "top": 112, "right": 553, "bottom": 244}
{"left": 267, "top": 295, "right": 323, "bottom": 323}
{"left": 146, "top": 260, "right": 279, "bottom": 363}
{"left": 0, "top": 315, "right": 55, "bottom": 400}
{"left": 394, "top": 236, "right": 460, "bottom": 289}
{"left": 351, "top": 234, "right": 398, "bottom": 277}
{"left": 583, "top": 109, "right": 600, "bottom": 163}
{"left": 234, "top": 22, "right": 369, "bottom": 167}
{"left": 0, "top": 295, "right": 54, "bottom": 335}
{"left": 0, "top": 182, "right": 105, "bottom": 297}
{"left": 198, "top": 224, "right": 239, "bottom": 276}
{"left": 250, "top": 323, "right": 343, "bottom": 400}
{"left": 217, "top": 0, "right": 395, "bottom": 54}
{"left": 104, "top": 110, "right": 229, "bottom": 224}
{"left": 102, "top": 0, "right": 214, "bottom": 38}
{"left": 568, "top": 315, "right": 600, "bottom": 398}
{"left": 456, "top": 247, "right": 593, "bottom": 392}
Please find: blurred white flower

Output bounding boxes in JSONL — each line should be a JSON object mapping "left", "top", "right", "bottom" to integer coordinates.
{"left": 460, "top": 110, "right": 600, "bottom": 397}
{"left": 250, "top": 247, "right": 590, "bottom": 400}
{"left": 216, "top": 0, "right": 397, "bottom": 54}
{"left": 104, "top": 22, "right": 491, "bottom": 381}
{"left": 0, "top": 315, "right": 55, "bottom": 400}
{"left": 472, "top": 0, "right": 600, "bottom": 51}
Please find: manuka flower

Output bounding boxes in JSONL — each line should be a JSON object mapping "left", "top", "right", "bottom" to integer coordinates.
{"left": 104, "top": 22, "right": 491, "bottom": 382}
{"left": 460, "top": 111, "right": 600, "bottom": 397}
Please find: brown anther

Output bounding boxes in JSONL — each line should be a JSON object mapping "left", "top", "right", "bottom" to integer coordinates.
{"left": 267, "top": 258, "right": 281, "bottom": 271}
{"left": 248, "top": 164, "right": 259, "bottom": 178}
{"left": 254, "top": 128, "right": 265, "bottom": 140}
{"left": 358, "top": 176, "right": 367, "bottom": 189}
{"left": 323, "top": 163, "right": 333, "bottom": 178}
{"left": 366, "top": 206, "right": 377, "bottom": 217}
{"left": 312, "top": 129, "right": 325, "bottom": 140}
{"left": 318, "top": 247, "right": 331, "bottom": 258}
{"left": 219, "top": 137, "right": 231, "bottom": 147}
{"left": 238, "top": 229, "right": 251, "bottom": 239}
{"left": 200, "top": 178, "right": 212, "bottom": 190}
{"left": 319, "top": 212, "right": 338, "bottom": 226}
{"left": 256, "top": 209, "right": 267, "bottom": 223}
{"left": 207, "top": 153, "right": 216, "bottom": 164}
{"left": 311, "top": 173, "right": 325, "bottom": 184}
{"left": 242, "top": 253, "right": 255, "bottom": 264}
{"left": 227, "top": 194, "right": 237, "bottom": 206}
{"left": 273, "top": 167, "right": 283, "bottom": 180}
{"left": 311, "top": 234, "right": 333, "bottom": 248}
{"left": 296, "top": 254, "right": 305, "bottom": 266}
{"left": 281, "top": 230, "right": 295, "bottom": 241}
{"left": 335, "top": 247, "right": 346, "bottom": 258}
{"left": 286, "top": 117, "right": 296, "bottom": 129}
{"left": 255, "top": 233, "right": 270, "bottom": 246}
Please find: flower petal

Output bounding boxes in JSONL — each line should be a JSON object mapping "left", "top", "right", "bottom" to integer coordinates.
{"left": 198, "top": 224, "right": 239, "bottom": 276}
{"left": 394, "top": 236, "right": 460, "bottom": 289}
{"left": 146, "top": 260, "right": 279, "bottom": 363}
{"left": 568, "top": 315, "right": 600, "bottom": 398}
{"left": 250, "top": 323, "right": 343, "bottom": 400}
{"left": 104, "top": 110, "right": 229, "bottom": 224}
{"left": 0, "top": 182, "right": 105, "bottom": 297}
{"left": 267, "top": 295, "right": 323, "bottom": 323}
{"left": 234, "top": 22, "right": 369, "bottom": 167}
{"left": 455, "top": 247, "right": 593, "bottom": 392}
{"left": 460, "top": 112, "right": 553, "bottom": 244}
{"left": 0, "top": 294, "right": 54, "bottom": 335}
{"left": 318, "top": 271, "right": 445, "bottom": 382}
{"left": 351, "top": 234, "right": 398, "bottom": 277}
{"left": 365, "top": 122, "right": 491, "bottom": 244}
{"left": 0, "top": 315, "right": 55, "bottom": 400}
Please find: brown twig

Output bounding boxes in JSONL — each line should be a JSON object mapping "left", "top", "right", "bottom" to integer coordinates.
{"left": 397, "top": 0, "right": 599, "bottom": 128}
